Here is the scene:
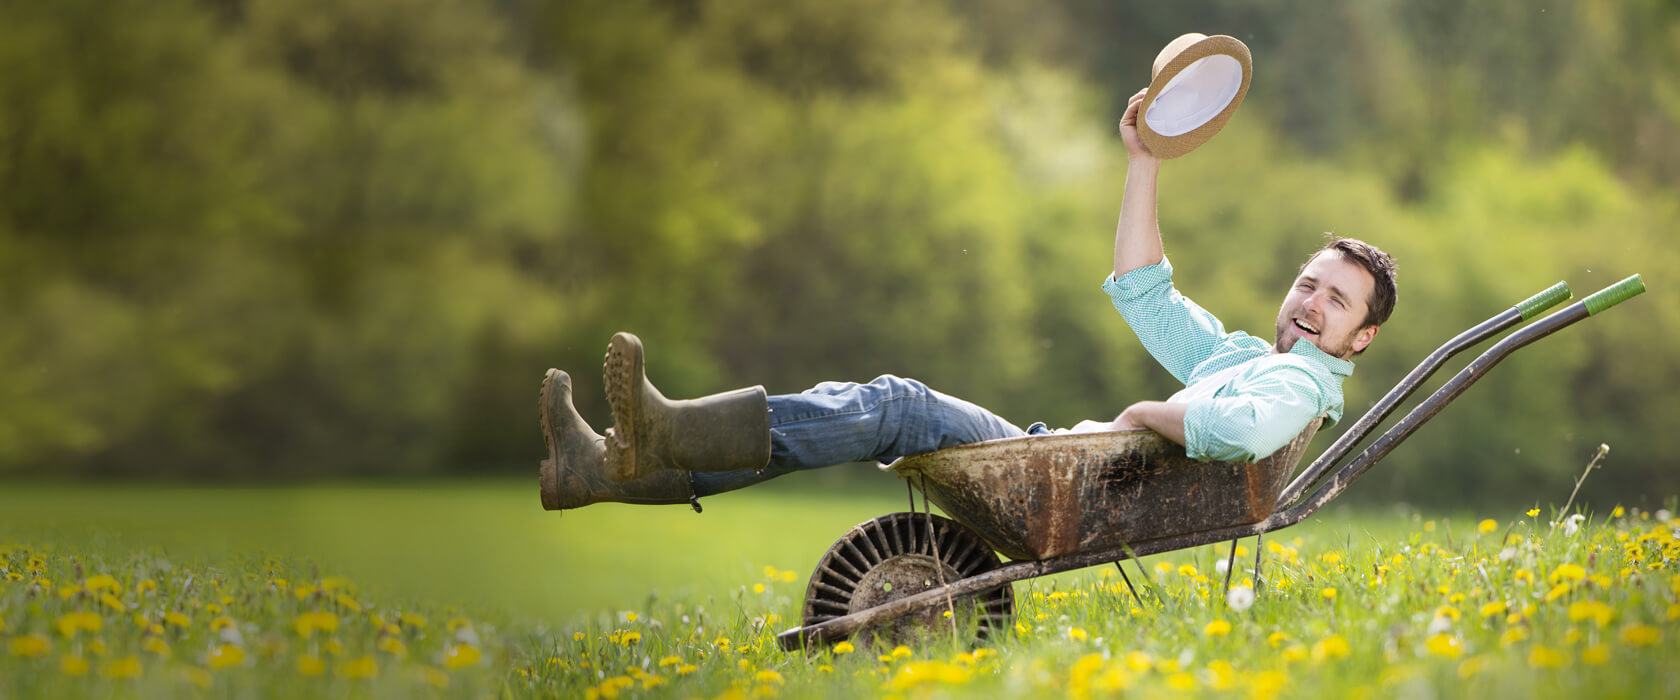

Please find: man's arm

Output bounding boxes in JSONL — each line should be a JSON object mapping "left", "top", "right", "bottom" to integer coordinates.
{"left": 1114, "top": 401, "right": 1188, "bottom": 445}
{"left": 1115, "top": 88, "right": 1163, "bottom": 278}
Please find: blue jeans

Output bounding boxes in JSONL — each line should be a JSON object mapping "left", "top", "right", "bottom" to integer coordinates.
{"left": 691, "top": 375, "right": 1045, "bottom": 496}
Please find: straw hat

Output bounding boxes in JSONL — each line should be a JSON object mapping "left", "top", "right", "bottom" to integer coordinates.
{"left": 1136, "top": 33, "right": 1253, "bottom": 159}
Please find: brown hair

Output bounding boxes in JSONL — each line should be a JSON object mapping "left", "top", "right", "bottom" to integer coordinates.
{"left": 1308, "top": 236, "right": 1397, "bottom": 329}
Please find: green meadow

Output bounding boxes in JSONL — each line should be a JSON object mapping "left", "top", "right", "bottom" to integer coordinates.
{"left": 4, "top": 477, "right": 1677, "bottom": 698}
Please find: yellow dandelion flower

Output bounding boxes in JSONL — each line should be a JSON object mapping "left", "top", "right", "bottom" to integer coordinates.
{"left": 298, "top": 655, "right": 326, "bottom": 676}
{"left": 84, "top": 574, "right": 119, "bottom": 592}
{"left": 1612, "top": 506, "right": 1624, "bottom": 518}
{"left": 61, "top": 654, "right": 90, "bottom": 676}
{"left": 1047, "top": 591, "right": 1069, "bottom": 601}
{"left": 832, "top": 641, "right": 855, "bottom": 654}
{"left": 1567, "top": 600, "right": 1613, "bottom": 627}
{"left": 57, "top": 584, "right": 82, "bottom": 601}
{"left": 443, "top": 644, "right": 481, "bottom": 669}
{"left": 1204, "top": 619, "right": 1231, "bottom": 637}
{"left": 1478, "top": 519, "right": 1498, "bottom": 534}
{"left": 1067, "top": 627, "right": 1088, "bottom": 642}
{"left": 1480, "top": 601, "right": 1507, "bottom": 618}
{"left": 1667, "top": 603, "right": 1680, "bottom": 621}
{"left": 1619, "top": 624, "right": 1661, "bottom": 646}
{"left": 1526, "top": 508, "right": 1540, "bottom": 517}
{"left": 1312, "top": 635, "right": 1351, "bottom": 661}
{"left": 320, "top": 576, "right": 352, "bottom": 592}
{"left": 1499, "top": 627, "right": 1529, "bottom": 646}
{"left": 779, "top": 570, "right": 796, "bottom": 583}
{"left": 1321, "top": 587, "right": 1338, "bottom": 601}
{"left": 752, "top": 583, "right": 765, "bottom": 594}
{"left": 56, "top": 611, "right": 102, "bottom": 638}
{"left": 618, "top": 630, "right": 640, "bottom": 646}
{"left": 1167, "top": 671, "right": 1197, "bottom": 690}
{"left": 677, "top": 664, "right": 696, "bottom": 675}
{"left": 207, "top": 644, "right": 244, "bottom": 670}
{"left": 293, "top": 584, "right": 318, "bottom": 600}
{"left": 1550, "top": 563, "right": 1587, "bottom": 582}
{"left": 164, "top": 611, "right": 190, "bottom": 628}
{"left": 1177, "top": 564, "right": 1198, "bottom": 577}
{"left": 1425, "top": 634, "right": 1463, "bottom": 658}
{"left": 293, "top": 611, "right": 339, "bottom": 637}
{"left": 338, "top": 655, "right": 378, "bottom": 679}
{"left": 377, "top": 636, "right": 407, "bottom": 658}
{"left": 142, "top": 637, "right": 170, "bottom": 658}
{"left": 99, "top": 655, "right": 142, "bottom": 679}
{"left": 890, "top": 645, "right": 913, "bottom": 659}
{"left": 1582, "top": 644, "right": 1610, "bottom": 666}
{"left": 210, "top": 616, "right": 235, "bottom": 632}
{"left": 1545, "top": 582, "right": 1571, "bottom": 601}
{"left": 334, "top": 593, "right": 360, "bottom": 613}
{"left": 1436, "top": 605, "right": 1461, "bottom": 621}
{"left": 1528, "top": 645, "right": 1567, "bottom": 668}
{"left": 755, "top": 669, "right": 784, "bottom": 684}
{"left": 9, "top": 634, "right": 51, "bottom": 658}
{"left": 641, "top": 674, "right": 667, "bottom": 689}
{"left": 658, "top": 655, "right": 682, "bottom": 667}
{"left": 399, "top": 612, "right": 427, "bottom": 629}
{"left": 1282, "top": 644, "right": 1309, "bottom": 663}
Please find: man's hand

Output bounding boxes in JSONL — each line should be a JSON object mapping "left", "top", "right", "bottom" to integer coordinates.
{"left": 1115, "top": 401, "right": 1189, "bottom": 446}
{"left": 1118, "top": 89, "right": 1158, "bottom": 164}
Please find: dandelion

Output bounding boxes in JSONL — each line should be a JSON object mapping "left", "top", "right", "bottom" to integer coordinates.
{"left": 1528, "top": 645, "right": 1568, "bottom": 668}
{"left": 99, "top": 655, "right": 142, "bottom": 679}
{"left": 1612, "top": 506, "right": 1625, "bottom": 518}
{"left": 207, "top": 644, "right": 244, "bottom": 670}
{"left": 1480, "top": 601, "right": 1507, "bottom": 618}
{"left": 1204, "top": 619, "right": 1231, "bottom": 637}
{"left": 60, "top": 654, "right": 90, "bottom": 676}
{"left": 298, "top": 655, "right": 326, "bottom": 676}
{"left": 1499, "top": 627, "right": 1530, "bottom": 647}
{"left": 1227, "top": 585, "right": 1255, "bottom": 612}
{"left": 677, "top": 664, "right": 696, "bottom": 675}
{"left": 142, "top": 637, "right": 170, "bottom": 658}
{"left": 755, "top": 669, "right": 784, "bottom": 684}
{"left": 1067, "top": 627, "right": 1088, "bottom": 641}
{"left": 56, "top": 611, "right": 102, "bottom": 638}
{"left": 293, "top": 611, "right": 339, "bottom": 637}
{"left": 338, "top": 655, "right": 378, "bottom": 679}
{"left": 1458, "top": 654, "right": 1495, "bottom": 678}
{"left": 1177, "top": 564, "right": 1198, "bottom": 577}
{"left": 164, "top": 611, "right": 190, "bottom": 628}
{"left": 1311, "top": 635, "right": 1351, "bottom": 661}
{"left": 400, "top": 612, "right": 427, "bottom": 629}
{"left": 1425, "top": 634, "right": 1463, "bottom": 658}
{"left": 617, "top": 630, "right": 640, "bottom": 646}
{"left": 1563, "top": 514, "right": 1586, "bottom": 536}
{"left": 1582, "top": 644, "right": 1610, "bottom": 666}
{"left": 1167, "top": 671, "right": 1197, "bottom": 690}
{"left": 1567, "top": 600, "right": 1613, "bottom": 627}
{"left": 1545, "top": 582, "right": 1571, "bottom": 601}
{"left": 1550, "top": 563, "right": 1587, "bottom": 582}
{"left": 1320, "top": 587, "right": 1338, "bottom": 601}
{"left": 1478, "top": 519, "right": 1498, "bottom": 534}
{"left": 377, "top": 636, "right": 407, "bottom": 658}
{"left": 9, "top": 634, "right": 51, "bottom": 658}
{"left": 1619, "top": 624, "right": 1661, "bottom": 646}
{"left": 832, "top": 641, "right": 855, "bottom": 654}
{"left": 443, "top": 644, "right": 482, "bottom": 669}
{"left": 1527, "top": 508, "right": 1541, "bottom": 517}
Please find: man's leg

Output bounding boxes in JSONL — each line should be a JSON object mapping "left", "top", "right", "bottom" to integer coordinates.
{"left": 691, "top": 375, "right": 1027, "bottom": 496}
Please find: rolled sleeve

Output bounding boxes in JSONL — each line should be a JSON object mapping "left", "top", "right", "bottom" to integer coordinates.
{"left": 1181, "top": 366, "right": 1323, "bottom": 462}
{"left": 1101, "top": 257, "right": 1234, "bottom": 385}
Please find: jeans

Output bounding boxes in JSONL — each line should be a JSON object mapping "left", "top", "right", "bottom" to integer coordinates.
{"left": 691, "top": 375, "right": 1043, "bottom": 497}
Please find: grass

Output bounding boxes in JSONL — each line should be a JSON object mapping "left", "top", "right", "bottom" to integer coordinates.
{"left": 1, "top": 475, "right": 1677, "bottom": 698}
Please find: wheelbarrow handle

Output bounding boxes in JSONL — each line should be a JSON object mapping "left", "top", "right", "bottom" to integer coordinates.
{"left": 1276, "top": 279, "right": 1571, "bottom": 511}
{"left": 1278, "top": 274, "right": 1644, "bottom": 523}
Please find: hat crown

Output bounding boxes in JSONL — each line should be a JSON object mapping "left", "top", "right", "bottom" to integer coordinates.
{"left": 1152, "top": 33, "right": 1210, "bottom": 80}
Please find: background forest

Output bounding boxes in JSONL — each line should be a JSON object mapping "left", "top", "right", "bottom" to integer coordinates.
{"left": 1, "top": 0, "right": 1675, "bottom": 508}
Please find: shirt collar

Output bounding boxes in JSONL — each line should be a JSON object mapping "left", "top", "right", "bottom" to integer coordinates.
{"left": 1287, "top": 338, "right": 1356, "bottom": 378}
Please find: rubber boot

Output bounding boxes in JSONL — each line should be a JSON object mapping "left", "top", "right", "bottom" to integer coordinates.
{"left": 602, "top": 332, "right": 772, "bottom": 483}
{"left": 538, "top": 369, "right": 696, "bottom": 510}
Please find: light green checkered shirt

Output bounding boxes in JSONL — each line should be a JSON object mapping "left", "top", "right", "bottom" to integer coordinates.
{"left": 1102, "top": 257, "right": 1354, "bottom": 462}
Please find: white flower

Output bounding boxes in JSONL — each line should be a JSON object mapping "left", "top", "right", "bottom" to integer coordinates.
{"left": 1498, "top": 547, "right": 1517, "bottom": 562}
{"left": 1215, "top": 558, "right": 1230, "bottom": 577}
{"left": 1427, "top": 615, "right": 1453, "bottom": 636}
{"left": 1563, "top": 513, "right": 1586, "bottom": 536}
{"left": 1226, "top": 585, "right": 1255, "bottom": 612}
{"left": 1657, "top": 509, "right": 1672, "bottom": 523}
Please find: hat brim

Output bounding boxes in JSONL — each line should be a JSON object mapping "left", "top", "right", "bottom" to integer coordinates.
{"left": 1138, "top": 35, "right": 1252, "bottom": 159}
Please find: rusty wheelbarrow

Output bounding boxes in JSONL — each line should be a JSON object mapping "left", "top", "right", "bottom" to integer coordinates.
{"left": 776, "top": 275, "right": 1645, "bottom": 651}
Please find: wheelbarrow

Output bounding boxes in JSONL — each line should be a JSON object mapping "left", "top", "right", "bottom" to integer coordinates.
{"left": 776, "top": 274, "right": 1645, "bottom": 651}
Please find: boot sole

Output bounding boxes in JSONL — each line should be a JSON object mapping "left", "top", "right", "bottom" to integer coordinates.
{"left": 603, "top": 333, "right": 643, "bottom": 482}
{"left": 538, "top": 369, "right": 565, "bottom": 511}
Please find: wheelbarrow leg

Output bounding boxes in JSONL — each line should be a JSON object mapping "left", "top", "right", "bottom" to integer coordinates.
{"left": 1222, "top": 538, "right": 1239, "bottom": 594}
{"left": 1253, "top": 532, "right": 1267, "bottom": 597}
{"left": 1112, "top": 562, "right": 1144, "bottom": 607}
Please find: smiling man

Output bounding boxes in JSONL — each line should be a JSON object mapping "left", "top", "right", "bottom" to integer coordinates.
{"left": 536, "top": 87, "right": 1398, "bottom": 512}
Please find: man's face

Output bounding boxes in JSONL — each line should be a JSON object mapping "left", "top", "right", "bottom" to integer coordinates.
{"left": 1274, "top": 250, "right": 1380, "bottom": 359}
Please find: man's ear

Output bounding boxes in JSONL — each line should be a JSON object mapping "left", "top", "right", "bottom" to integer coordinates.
{"left": 1352, "top": 325, "right": 1379, "bottom": 354}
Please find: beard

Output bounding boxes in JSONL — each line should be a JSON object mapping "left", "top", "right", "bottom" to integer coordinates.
{"left": 1274, "top": 318, "right": 1356, "bottom": 358}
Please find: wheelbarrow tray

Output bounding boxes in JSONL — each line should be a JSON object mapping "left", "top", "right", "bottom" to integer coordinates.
{"left": 883, "top": 421, "right": 1320, "bottom": 561}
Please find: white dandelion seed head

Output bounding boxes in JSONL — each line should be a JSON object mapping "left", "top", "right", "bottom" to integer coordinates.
{"left": 1657, "top": 509, "right": 1672, "bottom": 523}
{"left": 1215, "top": 559, "right": 1230, "bottom": 577}
{"left": 454, "top": 626, "right": 481, "bottom": 646}
{"left": 219, "top": 625, "right": 244, "bottom": 646}
{"left": 1564, "top": 513, "right": 1586, "bottom": 536}
{"left": 1427, "top": 615, "right": 1453, "bottom": 636}
{"left": 1226, "top": 585, "right": 1255, "bottom": 612}
{"left": 1498, "top": 547, "right": 1517, "bottom": 562}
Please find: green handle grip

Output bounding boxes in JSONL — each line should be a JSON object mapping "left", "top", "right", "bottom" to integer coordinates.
{"left": 1516, "top": 281, "right": 1572, "bottom": 320}
{"left": 1583, "top": 274, "right": 1646, "bottom": 315}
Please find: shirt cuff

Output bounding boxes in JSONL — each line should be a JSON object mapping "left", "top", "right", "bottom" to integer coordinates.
{"left": 1101, "top": 256, "right": 1175, "bottom": 303}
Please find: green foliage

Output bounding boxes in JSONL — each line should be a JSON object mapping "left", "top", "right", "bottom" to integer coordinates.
{"left": 0, "top": 0, "right": 1675, "bottom": 506}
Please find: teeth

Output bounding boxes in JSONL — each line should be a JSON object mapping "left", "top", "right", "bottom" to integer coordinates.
{"left": 1295, "top": 320, "right": 1319, "bottom": 334}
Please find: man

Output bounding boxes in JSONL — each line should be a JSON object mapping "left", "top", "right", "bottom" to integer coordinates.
{"left": 538, "top": 88, "right": 1397, "bottom": 511}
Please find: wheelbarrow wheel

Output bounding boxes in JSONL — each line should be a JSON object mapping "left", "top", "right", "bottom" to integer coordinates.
{"left": 798, "top": 512, "right": 1013, "bottom": 649}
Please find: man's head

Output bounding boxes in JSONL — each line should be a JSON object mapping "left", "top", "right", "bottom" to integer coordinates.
{"left": 1273, "top": 237, "right": 1398, "bottom": 359}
